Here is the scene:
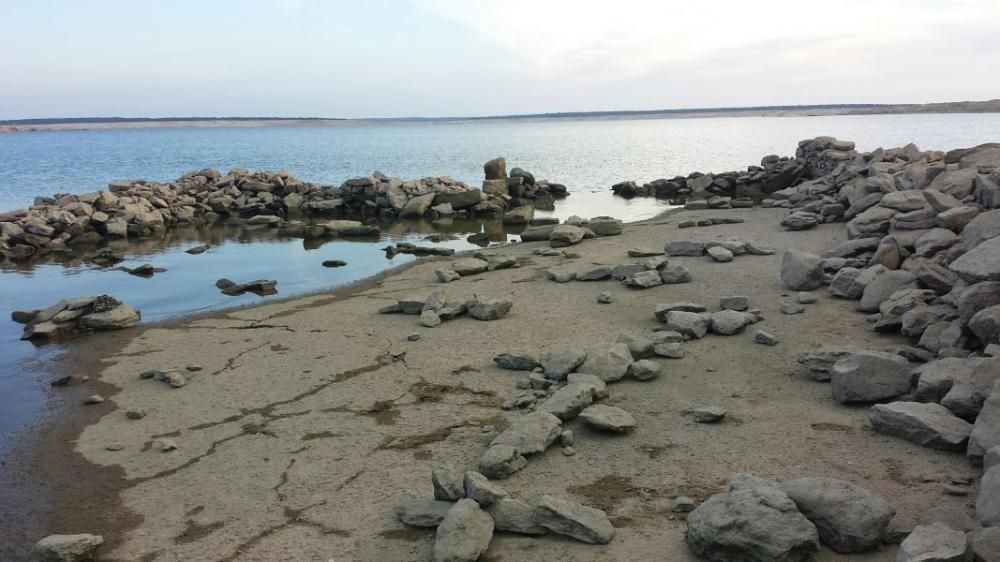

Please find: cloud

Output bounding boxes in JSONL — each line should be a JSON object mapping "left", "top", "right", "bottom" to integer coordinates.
{"left": 415, "top": 0, "right": 1000, "bottom": 85}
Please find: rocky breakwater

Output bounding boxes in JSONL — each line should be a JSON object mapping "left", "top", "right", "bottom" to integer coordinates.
{"left": 0, "top": 158, "right": 569, "bottom": 264}
{"left": 771, "top": 137, "right": 1000, "bottom": 561}
{"left": 12, "top": 294, "right": 140, "bottom": 340}
{"left": 610, "top": 136, "right": 852, "bottom": 207}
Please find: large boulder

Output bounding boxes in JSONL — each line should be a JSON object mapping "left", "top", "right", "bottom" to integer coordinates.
{"left": 781, "top": 250, "right": 824, "bottom": 291}
{"left": 870, "top": 402, "right": 973, "bottom": 451}
{"left": 399, "top": 193, "right": 436, "bottom": 218}
{"left": 779, "top": 478, "right": 894, "bottom": 553}
{"left": 484, "top": 157, "right": 507, "bottom": 180}
{"left": 686, "top": 478, "right": 819, "bottom": 562}
{"left": 830, "top": 351, "right": 913, "bottom": 403}
{"left": 432, "top": 499, "right": 494, "bottom": 562}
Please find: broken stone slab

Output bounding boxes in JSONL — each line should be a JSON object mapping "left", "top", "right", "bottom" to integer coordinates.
{"left": 395, "top": 499, "right": 454, "bottom": 527}
{"left": 493, "top": 353, "right": 540, "bottom": 371}
{"left": 533, "top": 495, "right": 614, "bottom": 544}
{"left": 490, "top": 411, "right": 562, "bottom": 455}
{"left": 463, "top": 471, "right": 508, "bottom": 507}
{"left": 779, "top": 477, "right": 894, "bottom": 553}
{"left": 432, "top": 499, "right": 494, "bottom": 562}
{"left": 870, "top": 402, "right": 973, "bottom": 451}
{"left": 576, "top": 265, "right": 612, "bottom": 281}
{"left": 579, "top": 404, "right": 636, "bottom": 432}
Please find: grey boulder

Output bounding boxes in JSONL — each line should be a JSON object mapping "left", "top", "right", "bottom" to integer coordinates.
{"left": 779, "top": 477, "right": 894, "bottom": 553}
{"left": 432, "top": 499, "right": 494, "bottom": 562}
{"left": 830, "top": 351, "right": 913, "bottom": 403}
{"left": 870, "top": 402, "right": 973, "bottom": 451}
{"left": 781, "top": 249, "right": 824, "bottom": 291}
{"left": 533, "top": 495, "right": 614, "bottom": 544}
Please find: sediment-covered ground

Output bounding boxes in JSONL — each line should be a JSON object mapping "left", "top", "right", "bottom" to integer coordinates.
{"left": 41, "top": 205, "right": 980, "bottom": 561}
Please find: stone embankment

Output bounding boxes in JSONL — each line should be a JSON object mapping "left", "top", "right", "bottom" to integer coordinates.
{"left": 0, "top": 158, "right": 567, "bottom": 263}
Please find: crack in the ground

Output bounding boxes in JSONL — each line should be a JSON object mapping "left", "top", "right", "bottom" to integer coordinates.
{"left": 208, "top": 340, "right": 275, "bottom": 377}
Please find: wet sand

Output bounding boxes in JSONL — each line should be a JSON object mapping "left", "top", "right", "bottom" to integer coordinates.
{"left": 2, "top": 207, "right": 979, "bottom": 561}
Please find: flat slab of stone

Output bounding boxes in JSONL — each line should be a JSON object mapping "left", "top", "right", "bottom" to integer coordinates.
{"left": 870, "top": 402, "right": 973, "bottom": 451}
{"left": 579, "top": 404, "right": 636, "bottom": 432}
{"left": 534, "top": 495, "right": 614, "bottom": 544}
{"left": 490, "top": 411, "right": 562, "bottom": 455}
{"left": 395, "top": 499, "right": 453, "bottom": 527}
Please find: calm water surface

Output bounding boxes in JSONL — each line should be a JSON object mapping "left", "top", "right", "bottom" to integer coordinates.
{"left": 1, "top": 112, "right": 999, "bottom": 453}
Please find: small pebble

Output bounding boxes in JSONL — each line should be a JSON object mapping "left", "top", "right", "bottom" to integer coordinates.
{"left": 562, "top": 446, "right": 576, "bottom": 456}
{"left": 796, "top": 292, "right": 818, "bottom": 304}
{"left": 83, "top": 394, "right": 105, "bottom": 405}
{"left": 691, "top": 406, "right": 726, "bottom": 423}
{"left": 155, "top": 439, "right": 178, "bottom": 452}
{"left": 185, "top": 364, "right": 203, "bottom": 372}
{"left": 407, "top": 333, "right": 421, "bottom": 342}
{"left": 126, "top": 408, "right": 147, "bottom": 420}
{"left": 781, "top": 303, "right": 806, "bottom": 315}
{"left": 105, "top": 443, "right": 125, "bottom": 452}
{"left": 597, "top": 292, "right": 613, "bottom": 304}
{"left": 754, "top": 330, "right": 779, "bottom": 346}
{"left": 672, "top": 496, "right": 696, "bottom": 513}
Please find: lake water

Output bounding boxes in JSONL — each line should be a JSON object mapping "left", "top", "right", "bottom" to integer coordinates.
{"left": 1, "top": 112, "right": 999, "bottom": 454}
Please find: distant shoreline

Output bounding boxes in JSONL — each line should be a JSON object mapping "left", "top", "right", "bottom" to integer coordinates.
{"left": 2, "top": 99, "right": 998, "bottom": 132}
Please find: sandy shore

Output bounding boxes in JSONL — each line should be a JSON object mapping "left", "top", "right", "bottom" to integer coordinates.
{"left": 7, "top": 206, "right": 979, "bottom": 561}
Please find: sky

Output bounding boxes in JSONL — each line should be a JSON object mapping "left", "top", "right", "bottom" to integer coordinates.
{"left": 1, "top": 0, "right": 999, "bottom": 119}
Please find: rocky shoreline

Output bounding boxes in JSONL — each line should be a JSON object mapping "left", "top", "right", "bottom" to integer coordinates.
{"left": 6, "top": 136, "right": 1000, "bottom": 561}
{"left": 0, "top": 157, "right": 567, "bottom": 265}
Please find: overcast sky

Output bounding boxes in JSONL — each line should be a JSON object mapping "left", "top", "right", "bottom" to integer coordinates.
{"left": 2, "top": 0, "right": 999, "bottom": 119}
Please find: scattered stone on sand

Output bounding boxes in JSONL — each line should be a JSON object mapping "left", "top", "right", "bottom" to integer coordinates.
{"left": 709, "top": 310, "right": 751, "bottom": 335}
{"left": 488, "top": 498, "right": 548, "bottom": 535}
{"left": 395, "top": 498, "right": 454, "bottom": 528}
{"left": 30, "top": 533, "right": 104, "bottom": 562}
{"left": 691, "top": 406, "right": 726, "bottom": 423}
{"left": 493, "top": 353, "right": 540, "bottom": 371}
{"left": 82, "top": 394, "right": 104, "bottom": 405}
{"left": 451, "top": 257, "right": 489, "bottom": 276}
{"left": 154, "top": 438, "right": 178, "bottom": 452}
{"left": 432, "top": 499, "right": 494, "bottom": 562}
{"left": 534, "top": 495, "right": 614, "bottom": 544}
{"left": 754, "top": 330, "right": 779, "bottom": 346}
{"left": 597, "top": 291, "right": 613, "bottom": 303}
{"left": 125, "top": 408, "right": 146, "bottom": 420}
{"left": 421, "top": 309, "right": 442, "bottom": 328}
{"left": 628, "top": 247, "right": 664, "bottom": 257}
{"left": 781, "top": 302, "right": 806, "bottom": 315}
{"left": 781, "top": 249, "right": 824, "bottom": 291}
{"left": 653, "top": 342, "right": 685, "bottom": 359}
{"left": 537, "top": 383, "right": 594, "bottom": 421}
{"left": 432, "top": 467, "right": 466, "bottom": 502}
{"left": 896, "top": 522, "right": 970, "bottom": 562}
{"left": 629, "top": 359, "right": 660, "bottom": 381}
{"left": 490, "top": 411, "right": 562, "bottom": 455}
{"left": 720, "top": 295, "right": 750, "bottom": 311}
{"left": 576, "top": 265, "right": 612, "bottom": 281}
{"left": 779, "top": 477, "right": 894, "bottom": 553}
{"left": 659, "top": 263, "right": 693, "bottom": 284}
{"left": 577, "top": 343, "right": 633, "bottom": 382}
{"left": 672, "top": 496, "right": 696, "bottom": 513}
{"left": 468, "top": 299, "right": 512, "bottom": 321}
{"left": 663, "top": 311, "right": 709, "bottom": 339}
{"left": 707, "top": 245, "right": 734, "bottom": 262}
{"left": 796, "top": 292, "right": 818, "bottom": 304}
{"left": 436, "top": 269, "right": 461, "bottom": 283}
{"left": 623, "top": 269, "right": 663, "bottom": 288}
{"left": 566, "top": 373, "right": 608, "bottom": 400}
{"left": 463, "top": 471, "right": 507, "bottom": 507}
{"left": 870, "top": 402, "right": 973, "bottom": 451}
{"left": 540, "top": 349, "right": 587, "bottom": 380}
{"left": 579, "top": 404, "right": 636, "bottom": 433}
{"left": 478, "top": 444, "right": 528, "bottom": 479}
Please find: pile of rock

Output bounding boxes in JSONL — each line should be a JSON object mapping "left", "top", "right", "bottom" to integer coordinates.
{"left": 394, "top": 469, "right": 613, "bottom": 560}
{"left": 610, "top": 139, "right": 846, "bottom": 205}
{"left": 545, "top": 252, "right": 688, "bottom": 289}
{"left": 770, "top": 137, "right": 1000, "bottom": 557}
{"left": 666, "top": 237, "right": 775, "bottom": 264}
{"left": 12, "top": 294, "right": 140, "bottom": 340}
{"left": 0, "top": 158, "right": 571, "bottom": 263}
{"left": 435, "top": 252, "right": 520, "bottom": 283}
{"left": 379, "top": 290, "right": 513, "bottom": 326}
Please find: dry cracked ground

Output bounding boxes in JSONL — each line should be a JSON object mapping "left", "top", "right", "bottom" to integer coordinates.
{"left": 74, "top": 207, "right": 978, "bottom": 561}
